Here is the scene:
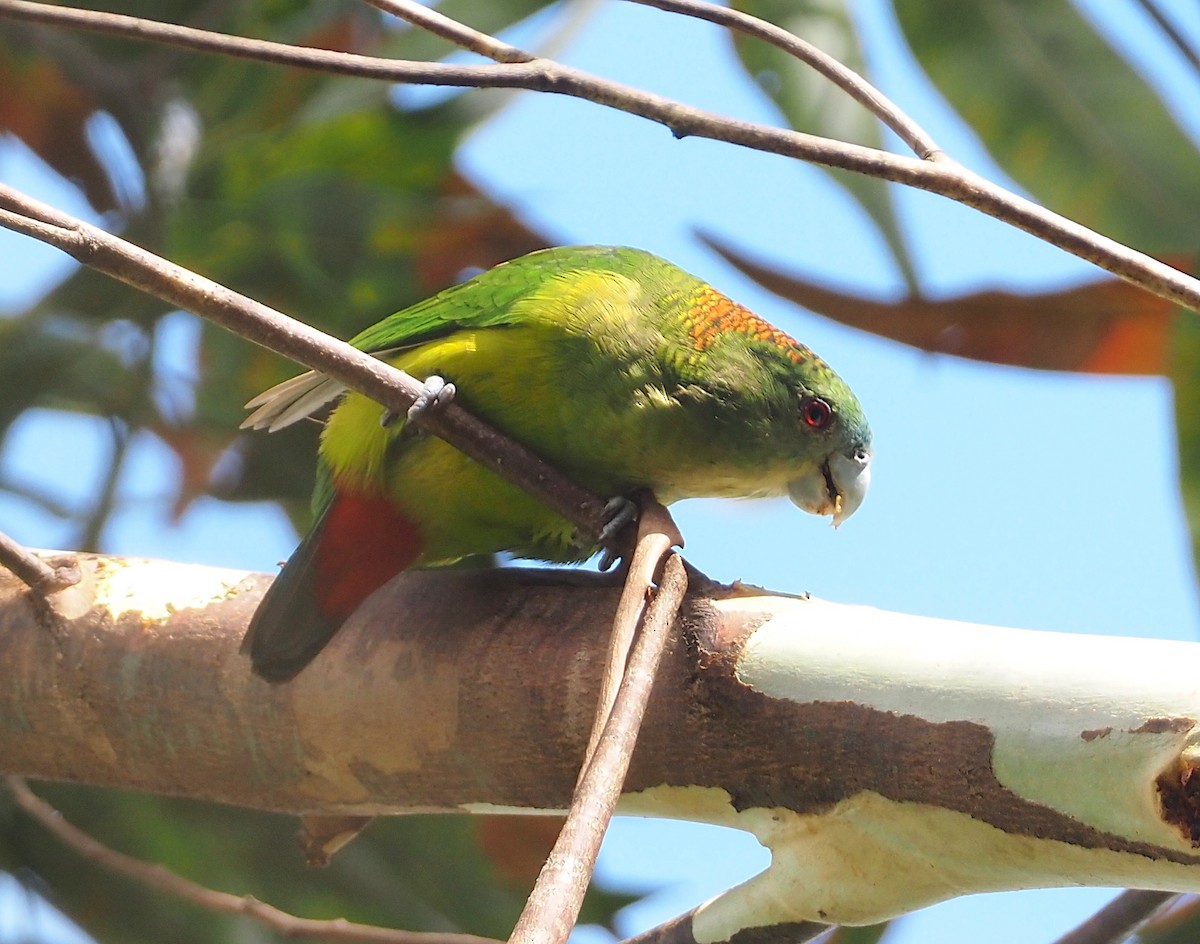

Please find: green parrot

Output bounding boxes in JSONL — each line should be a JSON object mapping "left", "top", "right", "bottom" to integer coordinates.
{"left": 240, "top": 245, "right": 871, "bottom": 681}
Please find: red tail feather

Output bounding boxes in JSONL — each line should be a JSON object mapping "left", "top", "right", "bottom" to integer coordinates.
{"left": 314, "top": 492, "right": 424, "bottom": 620}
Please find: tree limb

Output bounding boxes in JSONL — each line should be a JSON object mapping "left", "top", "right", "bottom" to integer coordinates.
{"left": 5, "top": 553, "right": 1200, "bottom": 940}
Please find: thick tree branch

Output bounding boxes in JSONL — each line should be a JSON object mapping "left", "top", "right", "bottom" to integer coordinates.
{"left": 5, "top": 553, "right": 1200, "bottom": 941}
{"left": 0, "top": 0, "right": 1196, "bottom": 313}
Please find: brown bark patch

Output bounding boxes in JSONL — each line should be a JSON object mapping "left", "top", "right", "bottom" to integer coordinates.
{"left": 1158, "top": 758, "right": 1200, "bottom": 845}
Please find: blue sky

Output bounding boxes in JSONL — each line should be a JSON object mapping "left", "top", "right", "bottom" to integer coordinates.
{"left": 2, "top": 0, "right": 1199, "bottom": 941}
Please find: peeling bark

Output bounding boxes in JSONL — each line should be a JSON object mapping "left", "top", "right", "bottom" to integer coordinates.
{"left": 5, "top": 553, "right": 1200, "bottom": 933}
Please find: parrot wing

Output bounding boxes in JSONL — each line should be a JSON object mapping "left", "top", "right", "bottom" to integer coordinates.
{"left": 242, "top": 246, "right": 636, "bottom": 432}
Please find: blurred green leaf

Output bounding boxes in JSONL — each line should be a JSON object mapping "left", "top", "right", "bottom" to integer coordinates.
{"left": 730, "top": 0, "right": 918, "bottom": 288}
{"left": 176, "top": 101, "right": 549, "bottom": 517}
{"left": 892, "top": 0, "right": 1200, "bottom": 252}
{"left": 1139, "top": 895, "right": 1200, "bottom": 944}
{"left": 0, "top": 314, "right": 143, "bottom": 435}
{"left": 0, "top": 0, "right": 556, "bottom": 525}
{"left": 825, "top": 922, "right": 893, "bottom": 944}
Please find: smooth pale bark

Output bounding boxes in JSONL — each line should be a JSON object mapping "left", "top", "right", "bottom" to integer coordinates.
{"left": 3, "top": 553, "right": 1200, "bottom": 937}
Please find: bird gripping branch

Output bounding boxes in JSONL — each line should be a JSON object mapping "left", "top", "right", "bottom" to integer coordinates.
{"left": 240, "top": 245, "right": 872, "bottom": 681}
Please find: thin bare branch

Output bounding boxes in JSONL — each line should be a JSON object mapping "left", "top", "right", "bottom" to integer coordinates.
{"left": 0, "top": 530, "right": 78, "bottom": 594}
{"left": 620, "top": 909, "right": 829, "bottom": 944}
{"left": 626, "top": 0, "right": 940, "bottom": 158}
{"left": 0, "top": 475, "right": 78, "bottom": 520}
{"left": 510, "top": 548, "right": 688, "bottom": 944}
{"left": 0, "top": 0, "right": 520, "bottom": 84}
{"left": 0, "top": 189, "right": 613, "bottom": 545}
{"left": 77, "top": 417, "right": 131, "bottom": 553}
{"left": 0, "top": 0, "right": 1196, "bottom": 315}
{"left": 1049, "top": 890, "right": 1179, "bottom": 944}
{"left": 5, "top": 776, "right": 501, "bottom": 944}
{"left": 362, "top": 0, "right": 533, "bottom": 63}
{"left": 1133, "top": 0, "right": 1200, "bottom": 75}
{"left": 584, "top": 496, "right": 684, "bottom": 765}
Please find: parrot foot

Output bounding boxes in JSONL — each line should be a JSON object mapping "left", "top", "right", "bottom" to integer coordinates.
{"left": 381, "top": 375, "right": 457, "bottom": 429}
{"left": 596, "top": 496, "right": 639, "bottom": 572}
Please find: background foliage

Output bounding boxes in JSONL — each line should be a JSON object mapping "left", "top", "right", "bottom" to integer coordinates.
{"left": 1, "top": 0, "right": 1198, "bottom": 941}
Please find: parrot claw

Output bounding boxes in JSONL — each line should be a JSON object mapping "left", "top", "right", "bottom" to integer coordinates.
{"left": 381, "top": 376, "right": 457, "bottom": 429}
{"left": 597, "top": 549, "right": 619, "bottom": 572}
{"left": 596, "top": 496, "right": 639, "bottom": 570}
{"left": 408, "top": 375, "right": 457, "bottom": 423}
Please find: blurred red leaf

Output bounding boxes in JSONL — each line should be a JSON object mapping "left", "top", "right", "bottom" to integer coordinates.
{"left": 152, "top": 423, "right": 232, "bottom": 521}
{"left": 0, "top": 43, "right": 115, "bottom": 212}
{"left": 474, "top": 815, "right": 565, "bottom": 888}
{"left": 414, "top": 172, "right": 550, "bottom": 293}
{"left": 708, "top": 238, "right": 1189, "bottom": 375}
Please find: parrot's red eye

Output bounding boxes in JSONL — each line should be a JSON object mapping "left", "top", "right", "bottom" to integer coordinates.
{"left": 800, "top": 396, "right": 833, "bottom": 430}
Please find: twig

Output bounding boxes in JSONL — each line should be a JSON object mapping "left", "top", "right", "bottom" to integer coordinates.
{"left": 626, "top": 0, "right": 940, "bottom": 159}
{"left": 584, "top": 495, "right": 684, "bottom": 765}
{"left": 620, "top": 909, "right": 829, "bottom": 944}
{"left": 4, "top": 776, "right": 502, "bottom": 944}
{"left": 0, "top": 0, "right": 1197, "bottom": 315}
{"left": 1048, "top": 889, "right": 1178, "bottom": 944}
{"left": 509, "top": 549, "right": 689, "bottom": 944}
{"left": 0, "top": 190, "right": 613, "bottom": 547}
{"left": 1133, "top": 894, "right": 1200, "bottom": 936}
{"left": 1133, "top": 0, "right": 1200, "bottom": 75}
{"left": 0, "top": 530, "right": 79, "bottom": 593}
{"left": 77, "top": 417, "right": 131, "bottom": 552}
{"left": 0, "top": 474, "right": 78, "bottom": 520}
{"left": 362, "top": 0, "right": 533, "bottom": 63}
{"left": 0, "top": 0, "right": 515, "bottom": 82}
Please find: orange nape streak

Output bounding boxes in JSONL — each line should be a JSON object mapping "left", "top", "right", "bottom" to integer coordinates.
{"left": 313, "top": 490, "right": 425, "bottom": 620}
{"left": 683, "top": 286, "right": 814, "bottom": 365}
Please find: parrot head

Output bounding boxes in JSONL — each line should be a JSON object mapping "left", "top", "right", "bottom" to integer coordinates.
{"left": 778, "top": 361, "right": 872, "bottom": 528}
{"left": 670, "top": 278, "right": 872, "bottom": 527}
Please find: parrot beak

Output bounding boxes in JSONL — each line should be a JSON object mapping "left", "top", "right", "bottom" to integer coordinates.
{"left": 788, "top": 445, "right": 871, "bottom": 527}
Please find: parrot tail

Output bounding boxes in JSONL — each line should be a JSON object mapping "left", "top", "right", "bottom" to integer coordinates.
{"left": 243, "top": 490, "right": 425, "bottom": 682}
{"left": 241, "top": 370, "right": 346, "bottom": 433}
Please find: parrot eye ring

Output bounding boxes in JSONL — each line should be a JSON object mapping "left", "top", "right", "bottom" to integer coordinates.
{"left": 799, "top": 396, "right": 834, "bottom": 430}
